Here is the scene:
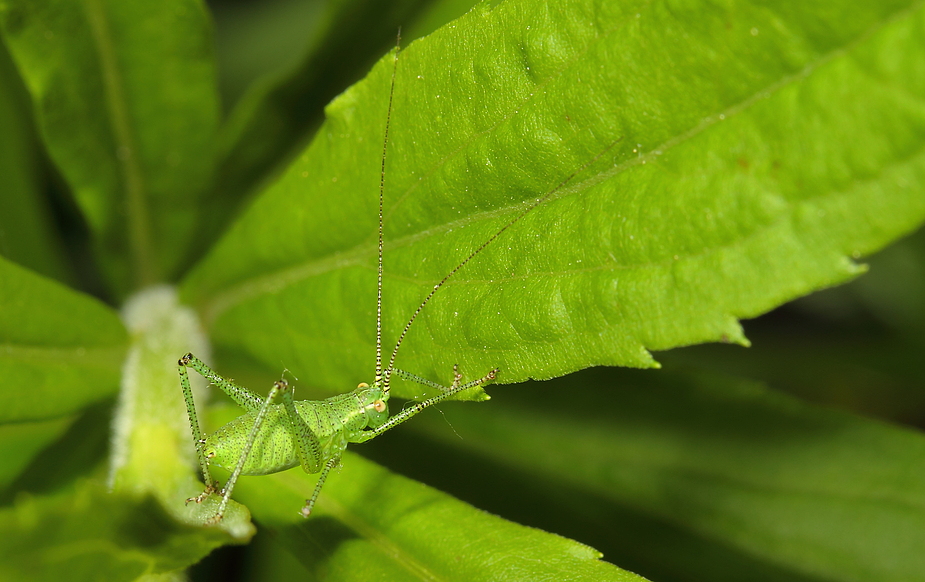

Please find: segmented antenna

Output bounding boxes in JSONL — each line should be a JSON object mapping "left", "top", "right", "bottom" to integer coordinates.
{"left": 385, "top": 137, "right": 624, "bottom": 378}
{"left": 377, "top": 31, "right": 401, "bottom": 389}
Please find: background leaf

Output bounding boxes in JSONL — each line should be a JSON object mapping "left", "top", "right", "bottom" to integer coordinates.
{"left": 0, "top": 255, "right": 125, "bottom": 424}
{"left": 0, "top": 0, "right": 220, "bottom": 294}
{"left": 198, "top": 0, "right": 483, "bottom": 262}
{"left": 210, "top": 0, "right": 437, "bottom": 215}
{"left": 0, "top": 417, "right": 73, "bottom": 492}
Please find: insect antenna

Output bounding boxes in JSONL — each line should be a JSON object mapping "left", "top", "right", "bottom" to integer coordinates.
{"left": 384, "top": 136, "right": 625, "bottom": 383}
{"left": 377, "top": 32, "right": 401, "bottom": 390}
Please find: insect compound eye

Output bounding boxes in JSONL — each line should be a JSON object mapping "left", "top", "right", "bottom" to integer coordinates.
{"left": 357, "top": 382, "right": 369, "bottom": 389}
{"left": 373, "top": 399, "right": 386, "bottom": 413}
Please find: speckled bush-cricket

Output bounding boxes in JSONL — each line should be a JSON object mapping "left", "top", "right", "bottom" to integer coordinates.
{"left": 178, "top": 38, "right": 607, "bottom": 524}
{"left": 176, "top": 43, "right": 505, "bottom": 524}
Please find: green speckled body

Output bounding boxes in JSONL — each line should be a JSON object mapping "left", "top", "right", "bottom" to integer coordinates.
{"left": 205, "top": 383, "right": 389, "bottom": 476}
{"left": 177, "top": 43, "right": 498, "bottom": 523}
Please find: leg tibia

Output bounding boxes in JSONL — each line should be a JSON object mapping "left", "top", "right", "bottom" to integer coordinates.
{"left": 392, "top": 368, "right": 451, "bottom": 391}
{"left": 393, "top": 365, "right": 495, "bottom": 394}
{"left": 301, "top": 457, "right": 339, "bottom": 518}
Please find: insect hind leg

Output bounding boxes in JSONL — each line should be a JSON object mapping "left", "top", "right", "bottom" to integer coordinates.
{"left": 179, "top": 353, "right": 264, "bottom": 412}
{"left": 209, "top": 379, "right": 291, "bottom": 524}
{"left": 178, "top": 353, "right": 218, "bottom": 491}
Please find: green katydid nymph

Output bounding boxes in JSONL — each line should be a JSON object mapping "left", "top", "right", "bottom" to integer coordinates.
{"left": 177, "top": 43, "right": 504, "bottom": 524}
{"left": 178, "top": 37, "right": 605, "bottom": 524}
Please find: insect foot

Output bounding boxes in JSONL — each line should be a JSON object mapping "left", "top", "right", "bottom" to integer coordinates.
{"left": 185, "top": 481, "right": 219, "bottom": 506}
{"left": 452, "top": 365, "right": 497, "bottom": 389}
{"left": 204, "top": 512, "right": 224, "bottom": 526}
{"left": 448, "top": 365, "right": 499, "bottom": 395}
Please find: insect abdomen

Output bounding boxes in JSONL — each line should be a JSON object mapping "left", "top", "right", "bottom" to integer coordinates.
{"left": 207, "top": 406, "right": 301, "bottom": 475}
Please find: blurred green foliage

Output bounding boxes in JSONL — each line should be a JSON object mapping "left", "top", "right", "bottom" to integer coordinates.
{"left": 1, "top": 0, "right": 924, "bottom": 580}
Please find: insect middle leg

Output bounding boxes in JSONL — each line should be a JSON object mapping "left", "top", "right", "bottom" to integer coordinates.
{"left": 301, "top": 456, "right": 340, "bottom": 518}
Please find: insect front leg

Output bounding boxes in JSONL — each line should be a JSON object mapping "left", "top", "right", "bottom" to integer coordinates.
{"left": 354, "top": 366, "right": 498, "bottom": 443}
{"left": 387, "top": 367, "right": 462, "bottom": 392}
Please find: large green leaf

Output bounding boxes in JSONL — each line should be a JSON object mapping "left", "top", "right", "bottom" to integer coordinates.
{"left": 0, "top": 255, "right": 125, "bottom": 423}
{"left": 0, "top": 0, "right": 220, "bottom": 293}
{"left": 182, "top": 0, "right": 925, "bottom": 403}
{"left": 228, "top": 443, "right": 645, "bottom": 581}
{"left": 394, "top": 367, "right": 925, "bottom": 582}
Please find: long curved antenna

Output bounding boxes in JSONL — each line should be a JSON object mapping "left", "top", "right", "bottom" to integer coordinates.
{"left": 386, "top": 136, "right": 624, "bottom": 378}
{"left": 377, "top": 31, "right": 401, "bottom": 389}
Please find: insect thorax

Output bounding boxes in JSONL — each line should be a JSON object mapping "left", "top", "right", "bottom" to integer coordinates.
{"left": 287, "top": 384, "right": 387, "bottom": 433}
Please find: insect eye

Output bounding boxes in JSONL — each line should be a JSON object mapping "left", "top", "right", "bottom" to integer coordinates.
{"left": 357, "top": 382, "right": 369, "bottom": 389}
{"left": 373, "top": 400, "right": 386, "bottom": 413}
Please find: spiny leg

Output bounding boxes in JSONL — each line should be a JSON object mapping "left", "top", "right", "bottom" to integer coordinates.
{"left": 178, "top": 355, "right": 217, "bottom": 494}
{"left": 301, "top": 456, "right": 340, "bottom": 518}
{"left": 390, "top": 366, "right": 462, "bottom": 392}
{"left": 179, "top": 352, "right": 265, "bottom": 412}
{"left": 209, "top": 379, "right": 290, "bottom": 524}
{"left": 394, "top": 364, "right": 489, "bottom": 394}
{"left": 355, "top": 366, "right": 498, "bottom": 443}
{"left": 179, "top": 352, "right": 267, "bottom": 503}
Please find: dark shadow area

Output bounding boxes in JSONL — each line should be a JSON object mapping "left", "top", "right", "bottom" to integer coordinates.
{"left": 359, "top": 388, "right": 826, "bottom": 582}
{"left": 0, "top": 400, "right": 112, "bottom": 504}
